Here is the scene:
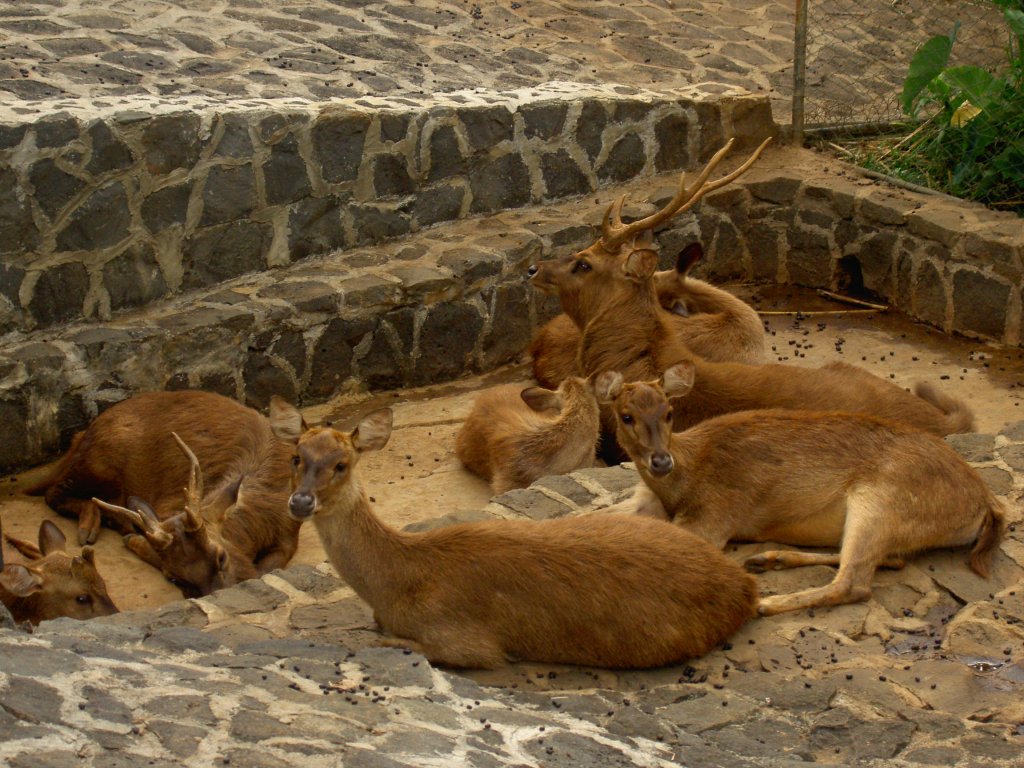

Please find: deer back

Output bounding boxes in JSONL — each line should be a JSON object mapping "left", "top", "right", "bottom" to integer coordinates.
{"left": 0, "top": 520, "right": 118, "bottom": 624}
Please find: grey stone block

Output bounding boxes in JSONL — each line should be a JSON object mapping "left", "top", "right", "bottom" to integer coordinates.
{"left": 952, "top": 268, "right": 1010, "bottom": 340}
{"left": 55, "top": 181, "right": 131, "bottom": 251}
{"left": 140, "top": 112, "right": 201, "bottom": 174}
{"left": 263, "top": 133, "right": 311, "bottom": 206}
{"left": 200, "top": 164, "right": 257, "bottom": 226}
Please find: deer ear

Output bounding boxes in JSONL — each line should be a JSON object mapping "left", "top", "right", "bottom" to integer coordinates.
{"left": 520, "top": 386, "right": 562, "bottom": 413}
{"left": 593, "top": 371, "right": 624, "bottom": 403}
{"left": 38, "top": 520, "right": 67, "bottom": 556}
{"left": 128, "top": 496, "right": 160, "bottom": 522}
{"left": 662, "top": 362, "right": 695, "bottom": 397}
{"left": 353, "top": 408, "right": 393, "bottom": 453}
{"left": 676, "top": 243, "right": 703, "bottom": 276}
{"left": 623, "top": 249, "right": 658, "bottom": 281}
{"left": 269, "top": 396, "right": 306, "bottom": 443}
{"left": 0, "top": 564, "right": 42, "bottom": 598}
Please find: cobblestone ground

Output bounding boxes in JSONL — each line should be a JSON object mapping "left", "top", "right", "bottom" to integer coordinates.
{"left": 0, "top": 0, "right": 1004, "bottom": 124}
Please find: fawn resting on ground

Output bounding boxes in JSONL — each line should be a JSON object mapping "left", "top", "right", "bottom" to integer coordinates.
{"left": 597, "top": 364, "right": 1005, "bottom": 616}
{"left": 528, "top": 137, "right": 972, "bottom": 438}
{"left": 455, "top": 375, "right": 601, "bottom": 493}
{"left": 270, "top": 401, "right": 757, "bottom": 669}
{"left": 0, "top": 518, "right": 118, "bottom": 624}
{"left": 530, "top": 243, "right": 767, "bottom": 388}
{"left": 26, "top": 391, "right": 303, "bottom": 598}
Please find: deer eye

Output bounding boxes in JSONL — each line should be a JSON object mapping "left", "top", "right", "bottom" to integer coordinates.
{"left": 621, "top": 414, "right": 634, "bottom": 425}
{"left": 76, "top": 595, "right": 91, "bottom": 605}
{"left": 335, "top": 463, "right": 347, "bottom": 474}
{"left": 571, "top": 260, "right": 591, "bottom": 274}
{"left": 291, "top": 455, "right": 300, "bottom": 467}
{"left": 665, "top": 411, "right": 673, "bottom": 423}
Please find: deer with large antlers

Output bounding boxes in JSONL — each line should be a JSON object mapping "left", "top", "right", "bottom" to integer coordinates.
{"left": 529, "top": 138, "right": 973, "bottom": 438}
{"left": 530, "top": 240, "right": 768, "bottom": 389}
{"left": 1, "top": 517, "right": 118, "bottom": 624}
{"left": 597, "top": 365, "right": 1005, "bottom": 616}
{"left": 26, "top": 391, "right": 303, "bottom": 598}
{"left": 270, "top": 401, "right": 757, "bottom": 669}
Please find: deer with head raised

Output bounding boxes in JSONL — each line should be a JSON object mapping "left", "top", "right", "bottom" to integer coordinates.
{"left": 597, "top": 365, "right": 1005, "bottom": 615}
{"left": 529, "top": 241, "right": 767, "bottom": 388}
{"left": 270, "top": 401, "right": 757, "bottom": 669}
{"left": 0, "top": 518, "right": 118, "bottom": 624}
{"left": 528, "top": 138, "right": 973, "bottom": 437}
{"left": 26, "top": 391, "right": 303, "bottom": 598}
{"left": 455, "top": 374, "right": 601, "bottom": 494}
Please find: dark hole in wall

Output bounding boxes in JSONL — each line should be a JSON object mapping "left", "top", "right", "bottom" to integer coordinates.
{"left": 837, "top": 255, "right": 884, "bottom": 304}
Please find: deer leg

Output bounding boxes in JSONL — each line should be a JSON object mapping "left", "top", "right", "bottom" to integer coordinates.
{"left": 745, "top": 550, "right": 841, "bottom": 573}
{"left": 78, "top": 502, "right": 102, "bottom": 546}
{"left": 757, "top": 491, "right": 888, "bottom": 616}
{"left": 746, "top": 550, "right": 905, "bottom": 573}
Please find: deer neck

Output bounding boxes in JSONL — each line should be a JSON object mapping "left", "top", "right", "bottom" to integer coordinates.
{"left": 313, "top": 477, "right": 414, "bottom": 608}
{"left": 579, "top": 284, "right": 665, "bottom": 377}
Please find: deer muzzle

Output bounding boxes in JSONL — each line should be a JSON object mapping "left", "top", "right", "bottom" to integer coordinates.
{"left": 288, "top": 491, "right": 316, "bottom": 521}
{"left": 649, "top": 451, "right": 674, "bottom": 477}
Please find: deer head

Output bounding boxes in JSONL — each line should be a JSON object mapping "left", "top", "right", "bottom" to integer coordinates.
{"left": 270, "top": 404, "right": 392, "bottom": 522}
{"left": 595, "top": 363, "right": 695, "bottom": 476}
{"left": 92, "top": 432, "right": 234, "bottom": 598}
{"left": 528, "top": 137, "right": 771, "bottom": 326}
{"left": 0, "top": 519, "right": 119, "bottom": 624}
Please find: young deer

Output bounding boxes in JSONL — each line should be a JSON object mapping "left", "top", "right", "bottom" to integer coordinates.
{"left": 597, "top": 365, "right": 1005, "bottom": 616}
{"left": 0, "top": 518, "right": 118, "bottom": 624}
{"left": 529, "top": 242, "right": 766, "bottom": 388}
{"left": 455, "top": 375, "right": 601, "bottom": 493}
{"left": 269, "top": 402, "right": 758, "bottom": 670}
{"left": 26, "top": 391, "right": 303, "bottom": 598}
{"left": 529, "top": 140, "right": 972, "bottom": 438}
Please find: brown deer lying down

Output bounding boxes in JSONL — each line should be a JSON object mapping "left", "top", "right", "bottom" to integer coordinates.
{"left": 455, "top": 375, "right": 601, "bottom": 493}
{"left": 529, "top": 242, "right": 766, "bottom": 388}
{"left": 529, "top": 139, "right": 972, "bottom": 438}
{"left": 597, "top": 365, "right": 1005, "bottom": 616}
{"left": 270, "top": 402, "right": 757, "bottom": 669}
{"left": 25, "top": 391, "right": 303, "bottom": 598}
{"left": 0, "top": 518, "right": 118, "bottom": 624}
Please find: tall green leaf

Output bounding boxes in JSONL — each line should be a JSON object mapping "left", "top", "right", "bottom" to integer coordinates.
{"left": 902, "top": 24, "right": 959, "bottom": 116}
{"left": 939, "top": 66, "right": 1006, "bottom": 111}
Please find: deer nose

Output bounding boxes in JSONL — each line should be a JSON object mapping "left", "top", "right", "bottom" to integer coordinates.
{"left": 288, "top": 491, "right": 316, "bottom": 520}
{"left": 527, "top": 264, "right": 539, "bottom": 278}
{"left": 649, "top": 452, "right": 674, "bottom": 477}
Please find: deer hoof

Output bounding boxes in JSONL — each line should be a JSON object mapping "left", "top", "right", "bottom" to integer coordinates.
{"left": 744, "top": 554, "right": 774, "bottom": 573}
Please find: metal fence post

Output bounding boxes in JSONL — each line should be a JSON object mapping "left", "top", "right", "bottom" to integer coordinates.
{"left": 793, "top": 0, "right": 808, "bottom": 146}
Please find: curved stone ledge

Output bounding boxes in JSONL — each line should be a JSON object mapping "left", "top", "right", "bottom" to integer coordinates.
{"left": 0, "top": 82, "right": 775, "bottom": 336}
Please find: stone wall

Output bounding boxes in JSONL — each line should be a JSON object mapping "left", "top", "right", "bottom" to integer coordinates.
{"left": 654, "top": 160, "right": 1024, "bottom": 347}
{"left": 0, "top": 82, "right": 774, "bottom": 336}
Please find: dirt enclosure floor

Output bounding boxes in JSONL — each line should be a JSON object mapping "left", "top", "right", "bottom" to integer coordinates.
{"left": 3, "top": 285, "right": 1024, "bottom": 615}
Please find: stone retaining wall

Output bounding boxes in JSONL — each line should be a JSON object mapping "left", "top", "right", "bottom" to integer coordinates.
{"left": 0, "top": 82, "right": 773, "bottom": 336}
{"left": 2, "top": 142, "right": 1023, "bottom": 473}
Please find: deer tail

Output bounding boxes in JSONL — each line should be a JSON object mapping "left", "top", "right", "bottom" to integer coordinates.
{"left": 968, "top": 495, "right": 1006, "bottom": 579}
{"left": 21, "top": 432, "right": 86, "bottom": 496}
{"left": 913, "top": 381, "right": 975, "bottom": 434}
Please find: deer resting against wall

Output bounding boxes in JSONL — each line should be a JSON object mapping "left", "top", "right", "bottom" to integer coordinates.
{"left": 530, "top": 241, "right": 767, "bottom": 388}
{"left": 26, "top": 391, "right": 303, "bottom": 598}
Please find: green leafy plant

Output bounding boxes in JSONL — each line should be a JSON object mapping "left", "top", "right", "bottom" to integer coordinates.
{"left": 876, "top": 1, "right": 1024, "bottom": 213}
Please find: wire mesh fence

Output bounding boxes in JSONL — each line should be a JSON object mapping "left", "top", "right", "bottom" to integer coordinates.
{"left": 798, "top": 0, "right": 1010, "bottom": 133}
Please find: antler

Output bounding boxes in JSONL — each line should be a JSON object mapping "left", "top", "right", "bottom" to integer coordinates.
{"left": 599, "top": 136, "right": 773, "bottom": 252}
{"left": 171, "top": 432, "right": 206, "bottom": 533}
{"left": 91, "top": 498, "right": 174, "bottom": 550}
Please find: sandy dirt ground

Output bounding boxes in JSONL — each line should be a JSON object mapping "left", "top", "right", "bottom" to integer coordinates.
{"left": 3, "top": 285, "right": 1023, "bottom": 614}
